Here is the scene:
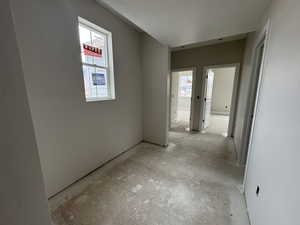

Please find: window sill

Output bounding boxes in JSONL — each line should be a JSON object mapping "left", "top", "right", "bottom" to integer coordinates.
{"left": 86, "top": 97, "right": 116, "bottom": 102}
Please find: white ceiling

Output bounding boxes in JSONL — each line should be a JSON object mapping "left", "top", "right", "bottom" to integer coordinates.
{"left": 97, "top": 0, "right": 272, "bottom": 47}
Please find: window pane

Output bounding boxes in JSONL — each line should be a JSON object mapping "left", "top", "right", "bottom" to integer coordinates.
{"left": 79, "top": 24, "right": 107, "bottom": 67}
{"left": 79, "top": 25, "right": 93, "bottom": 64}
{"left": 82, "top": 65, "right": 109, "bottom": 100}
{"left": 79, "top": 25, "right": 91, "bottom": 45}
{"left": 91, "top": 31, "right": 107, "bottom": 67}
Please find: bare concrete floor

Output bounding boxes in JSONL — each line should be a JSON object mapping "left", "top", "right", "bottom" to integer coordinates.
{"left": 50, "top": 132, "right": 249, "bottom": 225}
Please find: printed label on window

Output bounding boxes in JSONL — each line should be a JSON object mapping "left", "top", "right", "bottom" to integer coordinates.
{"left": 83, "top": 44, "right": 102, "bottom": 57}
{"left": 92, "top": 73, "right": 105, "bottom": 85}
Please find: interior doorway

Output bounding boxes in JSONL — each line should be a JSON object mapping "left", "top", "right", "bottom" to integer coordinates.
{"left": 201, "top": 65, "right": 239, "bottom": 136}
{"left": 170, "top": 69, "right": 195, "bottom": 132}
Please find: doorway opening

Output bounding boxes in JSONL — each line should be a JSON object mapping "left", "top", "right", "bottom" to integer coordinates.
{"left": 170, "top": 69, "right": 195, "bottom": 132}
{"left": 201, "top": 65, "right": 239, "bottom": 137}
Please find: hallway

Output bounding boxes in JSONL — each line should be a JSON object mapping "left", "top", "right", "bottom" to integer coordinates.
{"left": 51, "top": 132, "right": 249, "bottom": 225}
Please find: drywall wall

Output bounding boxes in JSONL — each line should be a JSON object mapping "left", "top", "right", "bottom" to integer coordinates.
{"left": 10, "top": 0, "right": 143, "bottom": 197}
{"left": 245, "top": 0, "right": 300, "bottom": 225}
{"left": 171, "top": 40, "right": 245, "bottom": 131}
{"left": 211, "top": 67, "right": 236, "bottom": 115}
{"left": 0, "top": 1, "right": 52, "bottom": 224}
{"left": 142, "top": 34, "right": 170, "bottom": 146}
{"left": 233, "top": 32, "right": 258, "bottom": 164}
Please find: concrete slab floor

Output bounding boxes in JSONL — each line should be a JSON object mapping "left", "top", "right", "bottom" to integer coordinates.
{"left": 50, "top": 131, "right": 249, "bottom": 225}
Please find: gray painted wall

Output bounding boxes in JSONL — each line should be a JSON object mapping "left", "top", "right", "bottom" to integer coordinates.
{"left": 0, "top": 1, "right": 52, "bottom": 224}
{"left": 142, "top": 34, "right": 170, "bottom": 146}
{"left": 10, "top": 0, "right": 143, "bottom": 197}
{"left": 244, "top": 0, "right": 300, "bottom": 224}
{"left": 211, "top": 67, "right": 235, "bottom": 115}
{"left": 171, "top": 40, "right": 245, "bottom": 131}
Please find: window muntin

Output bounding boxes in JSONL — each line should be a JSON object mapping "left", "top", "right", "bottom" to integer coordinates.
{"left": 78, "top": 17, "right": 115, "bottom": 101}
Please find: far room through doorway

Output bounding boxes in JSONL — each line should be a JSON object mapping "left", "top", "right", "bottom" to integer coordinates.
{"left": 202, "top": 65, "right": 238, "bottom": 137}
{"left": 170, "top": 69, "right": 194, "bottom": 132}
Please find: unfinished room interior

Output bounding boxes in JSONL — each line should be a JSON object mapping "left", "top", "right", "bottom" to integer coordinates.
{"left": 1, "top": 0, "right": 299, "bottom": 225}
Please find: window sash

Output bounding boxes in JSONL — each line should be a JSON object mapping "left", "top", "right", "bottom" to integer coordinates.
{"left": 82, "top": 62, "right": 109, "bottom": 70}
{"left": 78, "top": 17, "right": 115, "bottom": 101}
{"left": 82, "top": 65, "right": 112, "bottom": 100}
{"left": 79, "top": 23, "right": 109, "bottom": 68}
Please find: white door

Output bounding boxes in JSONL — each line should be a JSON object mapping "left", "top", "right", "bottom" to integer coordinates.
{"left": 203, "top": 70, "right": 214, "bottom": 129}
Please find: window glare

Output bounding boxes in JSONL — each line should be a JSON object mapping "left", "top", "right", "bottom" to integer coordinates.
{"left": 79, "top": 26, "right": 91, "bottom": 45}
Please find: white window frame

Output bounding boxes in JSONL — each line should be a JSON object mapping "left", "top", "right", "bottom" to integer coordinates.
{"left": 78, "top": 17, "right": 115, "bottom": 102}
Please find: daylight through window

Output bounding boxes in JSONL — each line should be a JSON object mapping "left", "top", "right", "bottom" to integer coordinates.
{"left": 78, "top": 17, "right": 115, "bottom": 101}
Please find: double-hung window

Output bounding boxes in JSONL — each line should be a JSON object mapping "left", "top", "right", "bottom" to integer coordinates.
{"left": 78, "top": 17, "right": 115, "bottom": 102}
